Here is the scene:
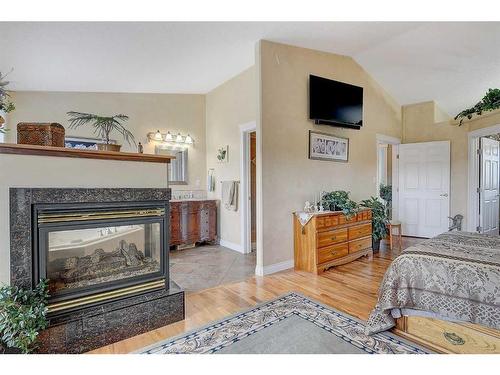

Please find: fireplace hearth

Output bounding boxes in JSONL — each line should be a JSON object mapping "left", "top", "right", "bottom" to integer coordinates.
{"left": 10, "top": 188, "right": 184, "bottom": 353}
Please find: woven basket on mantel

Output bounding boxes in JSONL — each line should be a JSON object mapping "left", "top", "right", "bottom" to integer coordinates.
{"left": 17, "top": 122, "right": 66, "bottom": 147}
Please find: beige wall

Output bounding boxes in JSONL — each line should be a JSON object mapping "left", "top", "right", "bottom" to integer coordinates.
{"left": 7, "top": 91, "right": 206, "bottom": 191}
{"left": 0, "top": 154, "right": 168, "bottom": 284}
{"left": 258, "top": 40, "right": 402, "bottom": 267}
{"left": 205, "top": 67, "right": 256, "bottom": 247}
{"left": 402, "top": 101, "right": 500, "bottom": 229}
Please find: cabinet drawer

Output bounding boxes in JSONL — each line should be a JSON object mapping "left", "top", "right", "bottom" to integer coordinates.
{"left": 317, "top": 243, "right": 348, "bottom": 264}
{"left": 348, "top": 223, "right": 372, "bottom": 240}
{"left": 349, "top": 237, "right": 372, "bottom": 253}
{"left": 317, "top": 228, "right": 348, "bottom": 248}
{"left": 406, "top": 317, "right": 500, "bottom": 354}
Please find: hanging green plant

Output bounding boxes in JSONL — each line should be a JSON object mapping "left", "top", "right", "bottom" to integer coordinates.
{"left": 455, "top": 88, "right": 500, "bottom": 125}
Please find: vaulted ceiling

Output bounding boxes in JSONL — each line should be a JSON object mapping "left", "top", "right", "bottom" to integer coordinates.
{"left": 1, "top": 22, "right": 499, "bottom": 116}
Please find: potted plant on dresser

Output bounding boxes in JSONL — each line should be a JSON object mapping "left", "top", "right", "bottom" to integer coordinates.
{"left": 67, "top": 111, "right": 136, "bottom": 152}
{"left": 360, "top": 197, "right": 389, "bottom": 252}
{"left": 0, "top": 280, "right": 49, "bottom": 354}
{"left": 0, "top": 71, "right": 15, "bottom": 136}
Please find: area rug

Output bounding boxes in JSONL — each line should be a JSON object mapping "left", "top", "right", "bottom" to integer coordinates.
{"left": 138, "top": 292, "right": 430, "bottom": 354}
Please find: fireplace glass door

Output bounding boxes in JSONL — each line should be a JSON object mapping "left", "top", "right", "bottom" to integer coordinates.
{"left": 46, "top": 222, "right": 161, "bottom": 295}
{"left": 35, "top": 203, "right": 168, "bottom": 305}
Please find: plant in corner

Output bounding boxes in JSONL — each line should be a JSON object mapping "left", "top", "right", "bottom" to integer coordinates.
{"left": 321, "top": 190, "right": 359, "bottom": 218}
{"left": 0, "top": 279, "right": 49, "bottom": 354}
{"left": 66, "top": 111, "right": 136, "bottom": 152}
{"left": 360, "top": 197, "right": 389, "bottom": 252}
{"left": 379, "top": 183, "right": 392, "bottom": 219}
{"left": 455, "top": 88, "right": 500, "bottom": 125}
{"left": 0, "top": 70, "right": 16, "bottom": 134}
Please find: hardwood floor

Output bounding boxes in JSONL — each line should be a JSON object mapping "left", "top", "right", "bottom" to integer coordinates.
{"left": 90, "top": 237, "right": 424, "bottom": 354}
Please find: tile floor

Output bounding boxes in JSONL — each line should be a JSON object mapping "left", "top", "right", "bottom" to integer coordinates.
{"left": 170, "top": 245, "right": 256, "bottom": 292}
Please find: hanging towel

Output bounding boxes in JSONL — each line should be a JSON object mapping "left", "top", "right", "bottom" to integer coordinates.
{"left": 207, "top": 170, "right": 215, "bottom": 192}
{"left": 222, "top": 181, "right": 238, "bottom": 211}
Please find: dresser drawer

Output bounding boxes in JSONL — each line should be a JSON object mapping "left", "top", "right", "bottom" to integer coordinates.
{"left": 348, "top": 223, "right": 372, "bottom": 240}
{"left": 349, "top": 237, "right": 372, "bottom": 253}
{"left": 316, "top": 215, "right": 340, "bottom": 229}
{"left": 317, "top": 228, "right": 348, "bottom": 248}
{"left": 406, "top": 317, "right": 500, "bottom": 354}
{"left": 317, "top": 243, "right": 348, "bottom": 264}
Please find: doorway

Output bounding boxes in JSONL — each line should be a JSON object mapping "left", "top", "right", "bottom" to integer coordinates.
{"left": 376, "top": 134, "right": 401, "bottom": 221}
{"left": 467, "top": 125, "right": 500, "bottom": 234}
{"left": 250, "top": 131, "right": 257, "bottom": 250}
{"left": 240, "top": 121, "right": 257, "bottom": 254}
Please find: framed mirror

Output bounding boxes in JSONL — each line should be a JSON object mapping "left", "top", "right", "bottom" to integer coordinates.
{"left": 155, "top": 145, "right": 188, "bottom": 185}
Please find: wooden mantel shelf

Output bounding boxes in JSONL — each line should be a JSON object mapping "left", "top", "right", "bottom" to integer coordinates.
{"left": 0, "top": 143, "right": 173, "bottom": 163}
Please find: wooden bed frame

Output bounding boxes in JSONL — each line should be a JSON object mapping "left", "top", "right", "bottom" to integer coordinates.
{"left": 394, "top": 316, "right": 500, "bottom": 354}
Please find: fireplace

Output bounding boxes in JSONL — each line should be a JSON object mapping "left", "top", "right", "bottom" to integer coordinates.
{"left": 33, "top": 202, "right": 169, "bottom": 313}
{"left": 10, "top": 188, "right": 185, "bottom": 353}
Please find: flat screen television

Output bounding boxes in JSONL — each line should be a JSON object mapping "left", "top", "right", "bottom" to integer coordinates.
{"left": 309, "top": 75, "right": 363, "bottom": 129}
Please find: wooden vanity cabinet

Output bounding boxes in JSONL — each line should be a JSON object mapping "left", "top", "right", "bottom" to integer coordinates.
{"left": 170, "top": 200, "right": 217, "bottom": 246}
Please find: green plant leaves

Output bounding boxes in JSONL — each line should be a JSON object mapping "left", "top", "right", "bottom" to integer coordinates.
{"left": 455, "top": 88, "right": 500, "bottom": 125}
{"left": 67, "top": 111, "right": 136, "bottom": 146}
{"left": 0, "top": 279, "right": 49, "bottom": 353}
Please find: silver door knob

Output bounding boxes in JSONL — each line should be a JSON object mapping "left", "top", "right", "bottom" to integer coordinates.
{"left": 440, "top": 193, "right": 449, "bottom": 197}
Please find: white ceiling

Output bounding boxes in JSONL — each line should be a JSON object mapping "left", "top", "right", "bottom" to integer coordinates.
{"left": 1, "top": 22, "right": 500, "bottom": 115}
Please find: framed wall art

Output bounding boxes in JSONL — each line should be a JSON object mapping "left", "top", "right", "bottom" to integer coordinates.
{"left": 308, "top": 130, "right": 349, "bottom": 162}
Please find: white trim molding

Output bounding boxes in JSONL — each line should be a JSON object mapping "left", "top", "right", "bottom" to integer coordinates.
{"left": 255, "top": 259, "right": 294, "bottom": 276}
{"left": 219, "top": 239, "right": 244, "bottom": 254}
{"left": 376, "top": 133, "right": 401, "bottom": 145}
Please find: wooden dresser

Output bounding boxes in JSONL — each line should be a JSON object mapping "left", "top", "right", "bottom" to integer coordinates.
{"left": 293, "top": 209, "right": 373, "bottom": 274}
{"left": 170, "top": 200, "right": 217, "bottom": 247}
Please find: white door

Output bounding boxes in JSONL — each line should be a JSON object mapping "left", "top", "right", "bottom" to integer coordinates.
{"left": 479, "top": 137, "right": 500, "bottom": 235}
{"left": 398, "top": 141, "right": 450, "bottom": 237}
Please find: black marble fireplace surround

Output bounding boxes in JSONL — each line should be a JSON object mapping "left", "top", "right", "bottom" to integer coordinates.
{"left": 9, "top": 188, "right": 185, "bottom": 354}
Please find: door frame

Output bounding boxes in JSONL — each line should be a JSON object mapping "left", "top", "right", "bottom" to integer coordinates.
{"left": 376, "top": 134, "right": 401, "bottom": 221}
{"left": 239, "top": 121, "right": 256, "bottom": 254}
{"left": 467, "top": 124, "right": 500, "bottom": 232}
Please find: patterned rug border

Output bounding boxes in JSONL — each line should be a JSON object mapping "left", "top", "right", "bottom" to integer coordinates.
{"left": 136, "top": 292, "right": 431, "bottom": 354}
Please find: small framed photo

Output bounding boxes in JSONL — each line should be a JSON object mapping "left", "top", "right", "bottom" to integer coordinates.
{"left": 217, "top": 145, "right": 229, "bottom": 163}
{"left": 65, "top": 136, "right": 116, "bottom": 150}
{"left": 308, "top": 130, "right": 349, "bottom": 162}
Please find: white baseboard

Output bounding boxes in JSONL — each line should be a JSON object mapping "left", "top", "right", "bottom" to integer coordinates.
{"left": 219, "top": 239, "right": 244, "bottom": 254}
{"left": 255, "top": 259, "right": 294, "bottom": 276}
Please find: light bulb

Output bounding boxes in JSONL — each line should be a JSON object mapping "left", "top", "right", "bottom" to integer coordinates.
{"left": 176, "top": 133, "right": 184, "bottom": 143}
{"left": 185, "top": 134, "right": 193, "bottom": 144}
{"left": 154, "top": 130, "right": 163, "bottom": 141}
{"left": 165, "top": 131, "right": 173, "bottom": 142}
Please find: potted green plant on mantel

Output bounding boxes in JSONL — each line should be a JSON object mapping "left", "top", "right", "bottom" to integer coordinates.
{"left": 0, "top": 70, "right": 16, "bottom": 135}
{"left": 360, "top": 197, "right": 389, "bottom": 252}
{"left": 0, "top": 280, "right": 49, "bottom": 354}
{"left": 67, "top": 111, "right": 136, "bottom": 152}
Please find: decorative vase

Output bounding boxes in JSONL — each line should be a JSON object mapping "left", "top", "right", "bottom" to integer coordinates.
{"left": 372, "top": 238, "right": 381, "bottom": 252}
{"left": 97, "top": 143, "right": 121, "bottom": 152}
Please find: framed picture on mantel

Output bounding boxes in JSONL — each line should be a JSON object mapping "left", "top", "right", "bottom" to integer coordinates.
{"left": 308, "top": 130, "right": 349, "bottom": 162}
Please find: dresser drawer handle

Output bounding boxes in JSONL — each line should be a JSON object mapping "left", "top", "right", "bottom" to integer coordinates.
{"left": 443, "top": 332, "right": 465, "bottom": 346}
{"left": 331, "top": 251, "right": 338, "bottom": 256}
{"left": 331, "top": 236, "right": 337, "bottom": 241}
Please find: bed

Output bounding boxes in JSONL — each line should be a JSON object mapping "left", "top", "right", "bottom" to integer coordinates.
{"left": 365, "top": 231, "right": 500, "bottom": 353}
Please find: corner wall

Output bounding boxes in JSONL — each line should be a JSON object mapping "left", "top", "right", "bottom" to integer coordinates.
{"left": 258, "top": 40, "right": 402, "bottom": 267}
{"left": 205, "top": 67, "right": 256, "bottom": 249}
